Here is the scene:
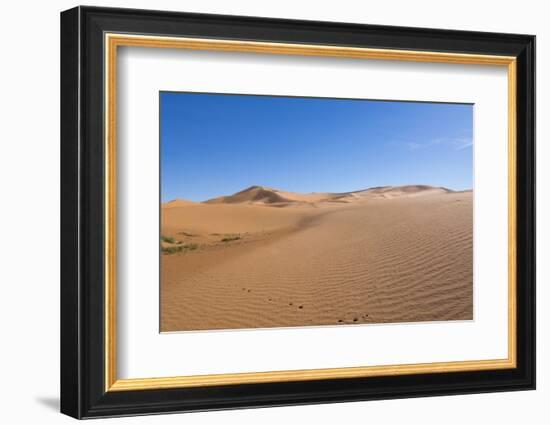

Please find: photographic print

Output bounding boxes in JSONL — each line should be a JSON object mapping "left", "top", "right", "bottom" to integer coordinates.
{"left": 61, "top": 9, "right": 535, "bottom": 417}
{"left": 160, "top": 92, "right": 473, "bottom": 332}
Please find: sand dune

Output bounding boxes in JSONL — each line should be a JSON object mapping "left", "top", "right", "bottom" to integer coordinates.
{"left": 161, "top": 185, "right": 473, "bottom": 332}
{"left": 162, "top": 198, "right": 196, "bottom": 208}
{"left": 203, "top": 185, "right": 336, "bottom": 206}
{"left": 205, "top": 185, "right": 292, "bottom": 205}
{"left": 202, "top": 184, "right": 455, "bottom": 206}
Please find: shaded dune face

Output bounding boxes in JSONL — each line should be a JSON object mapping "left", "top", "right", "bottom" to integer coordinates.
{"left": 160, "top": 186, "right": 473, "bottom": 332}
{"left": 205, "top": 186, "right": 293, "bottom": 205}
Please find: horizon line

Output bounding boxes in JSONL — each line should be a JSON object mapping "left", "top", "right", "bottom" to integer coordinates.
{"left": 162, "top": 183, "right": 474, "bottom": 204}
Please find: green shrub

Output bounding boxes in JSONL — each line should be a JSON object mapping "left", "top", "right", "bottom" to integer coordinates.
{"left": 161, "top": 235, "right": 177, "bottom": 244}
{"left": 161, "top": 243, "right": 200, "bottom": 254}
{"left": 161, "top": 245, "right": 183, "bottom": 254}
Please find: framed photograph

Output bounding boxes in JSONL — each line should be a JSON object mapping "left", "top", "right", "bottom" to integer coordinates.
{"left": 60, "top": 6, "right": 535, "bottom": 419}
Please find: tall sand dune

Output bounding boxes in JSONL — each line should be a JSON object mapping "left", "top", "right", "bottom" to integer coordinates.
{"left": 161, "top": 185, "right": 473, "bottom": 331}
{"left": 204, "top": 186, "right": 294, "bottom": 205}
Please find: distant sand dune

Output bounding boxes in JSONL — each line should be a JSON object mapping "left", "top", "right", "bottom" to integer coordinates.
{"left": 161, "top": 185, "right": 473, "bottom": 332}
{"left": 201, "top": 184, "right": 456, "bottom": 205}
{"left": 162, "top": 198, "right": 196, "bottom": 208}
{"left": 204, "top": 185, "right": 294, "bottom": 205}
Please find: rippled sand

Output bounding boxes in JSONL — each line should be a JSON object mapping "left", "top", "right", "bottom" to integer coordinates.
{"left": 160, "top": 186, "right": 472, "bottom": 332}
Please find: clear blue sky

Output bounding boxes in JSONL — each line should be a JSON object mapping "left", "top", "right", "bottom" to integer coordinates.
{"left": 160, "top": 92, "right": 473, "bottom": 202}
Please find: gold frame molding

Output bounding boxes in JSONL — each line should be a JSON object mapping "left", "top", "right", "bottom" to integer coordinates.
{"left": 104, "top": 33, "right": 517, "bottom": 392}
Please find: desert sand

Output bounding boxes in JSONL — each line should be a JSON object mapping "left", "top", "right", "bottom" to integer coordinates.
{"left": 160, "top": 185, "right": 473, "bottom": 332}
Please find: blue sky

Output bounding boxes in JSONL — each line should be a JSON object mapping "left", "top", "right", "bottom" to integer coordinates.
{"left": 160, "top": 92, "right": 473, "bottom": 202}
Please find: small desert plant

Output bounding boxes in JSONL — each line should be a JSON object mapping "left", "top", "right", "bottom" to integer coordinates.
{"left": 221, "top": 234, "right": 241, "bottom": 242}
{"left": 161, "top": 243, "right": 200, "bottom": 254}
{"left": 161, "top": 235, "right": 177, "bottom": 244}
{"left": 161, "top": 245, "right": 183, "bottom": 254}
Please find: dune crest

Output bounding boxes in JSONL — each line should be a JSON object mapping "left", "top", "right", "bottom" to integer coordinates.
{"left": 204, "top": 185, "right": 294, "bottom": 205}
{"left": 203, "top": 184, "right": 455, "bottom": 206}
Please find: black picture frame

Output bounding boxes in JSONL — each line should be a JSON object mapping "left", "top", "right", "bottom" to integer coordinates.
{"left": 61, "top": 5, "right": 535, "bottom": 419}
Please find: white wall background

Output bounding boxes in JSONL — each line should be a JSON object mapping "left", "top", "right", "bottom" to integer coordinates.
{"left": 0, "top": 1, "right": 545, "bottom": 423}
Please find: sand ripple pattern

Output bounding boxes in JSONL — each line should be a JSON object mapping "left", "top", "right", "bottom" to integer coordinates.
{"left": 161, "top": 191, "right": 472, "bottom": 331}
